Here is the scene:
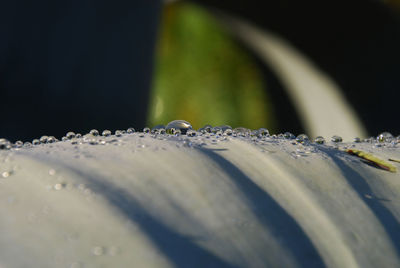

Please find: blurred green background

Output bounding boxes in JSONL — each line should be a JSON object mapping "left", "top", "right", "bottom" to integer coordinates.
{"left": 147, "top": 2, "right": 276, "bottom": 131}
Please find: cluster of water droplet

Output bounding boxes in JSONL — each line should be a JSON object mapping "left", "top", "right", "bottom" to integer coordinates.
{"left": 0, "top": 119, "right": 399, "bottom": 152}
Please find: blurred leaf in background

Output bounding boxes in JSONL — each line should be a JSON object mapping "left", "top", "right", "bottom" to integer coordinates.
{"left": 147, "top": 2, "right": 276, "bottom": 131}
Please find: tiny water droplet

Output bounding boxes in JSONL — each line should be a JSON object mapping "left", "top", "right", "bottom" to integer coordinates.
{"left": 14, "top": 140, "right": 23, "bottom": 148}
{"left": 151, "top": 125, "right": 165, "bottom": 134}
{"left": 89, "top": 129, "right": 99, "bottom": 136}
{"left": 233, "top": 127, "right": 250, "bottom": 137}
{"left": 224, "top": 129, "right": 233, "bottom": 136}
{"left": 102, "top": 130, "right": 111, "bottom": 137}
{"left": 296, "top": 134, "right": 309, "bottom": 143}
{"left": 166, "top": 120, "right": 192, "bottom": 135}
{"left": 0, "top": 139, "right": 11, "bottom": 150}
{"left": 257, "top": 128, "right": 269, "bottom": 136}
{"left": 54, "top": 183, "right": 66, "bottom": 190}
{"left": 66, "top": 132, "right": 76, "bottom": 139}
{"left": 314, "top": 136, "right": 325, "bottom": 144}
{"left": 186, "top": 129, "right": 196, "bottom": 137}
{"left": 115, "top": 130, "right": 122, "bottom": 137}
{"left": 143, "top": 127, "right": 150, "bottom": 134}
{"left": 40, "top": 136, "right": 48, "bottom": 144}
{"left": 32, "top": 139, "right": 40, "bottom": 145}
{"left": 353, "top": 137, "right": 361, "bottom": 143}
{"left": 127, "top": 127, "right": 135, "bottom": 134}
{"left": 331, "top": 135, "right": 343, "bottom": 143}
{"left": 2, "top": 171, "right": 11, "bottom": 178}
{"left": 75, "top": 133, "right": 82, "bottom": 139}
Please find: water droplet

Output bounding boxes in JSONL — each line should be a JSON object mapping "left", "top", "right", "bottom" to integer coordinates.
{"left": 151, "top": 125, "right": 165, "bottom": 134}
{"left": 89, "top": 129, "right": 99, "bottom": 136}
{"left": 40, "top": 136, "right": 49, "bottom": 144}
{"left": 331, "top": 135, "right": 343, "bottom": 143}
{"left": 23, "top": 142, "right": 32, "bottom": 148}
{"left": 296, "top": 134, "right": 309, "bottom": 143}
{"left": 143, "top": 127, "right": 150, "bottom": 134}
{"left": 224, "top": 129, "right": 233, "bottom": 136}
{"left": 186, "top": 129, "right": 196, "bottom": 137}
{"left": 2, "top": 171, "right": 11, "bottom": 178}
{"left": 211, "top": 127, "right": 222, "bottom": 135}
{"left": 314, "top": 136, "right": 325, "bottom": 144}
{"left": 102, "top": 130, "right": 111, "bottom": 137}
{"left": 233, "top": 127, "right": 250, "bottom": 137}
{"left": 54, "top": 183, "right": 66, "bottom": 190}
{"left": 353, "top": 137, "right": 361, "bottom": 143}
{"left": 199, "top": 125, "right": 212, "bottom": 134}
{"left": 14, "top": 140, "right": 23, "bottom": 148}
{"left": 66, "top": 132, "right": 76, "bottom": 139}
{"left": 166, "top": 120, "right": 192, "bottom": 135}
{"left": 0, "top": 138, "right": 12, "bottom": 150}
{"left": 92, "top": 246, "right": 105, "bottom": 256}
{"left": 127, "top": 127, "right": 135, "bottom": 134}
{"left": 32, "top": 139, "right": 40, "bottom": 145}
{"left": 257, "top": 128, "right": 269, "bottom": 136}
{"left": 377, "top": 132, "right": 393, "bottom": 142}
{"left": 75, "top": 133, "right": 82, "bottom": 139}
{"left": 115, "top": 130, "right": 122, "bottom": 137}
{"left": 47, "top": 136, "right": 57, "bottom": 143}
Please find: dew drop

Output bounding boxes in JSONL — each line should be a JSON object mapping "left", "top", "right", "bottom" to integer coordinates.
{"left": 186, "top": 129, "right": 196, "bottom": 137}
{"left": 40, "top": 136, "right": 49, "bottom": 144}
{"left": 14, "top": 140, "right": 23, "bottom": 148}
{"left": 127, "top": 127, "right": 135, "bottom": 134}
{"left": 314, "top": 136, "right": 325, "bottom": 144}
{"left": 282, "top": 132, "right": 294, "bottom": 139}
{"left": 102, "top": 130, "right": 111, "bottom": 137}
{"left": 377, "top": 132, "right": 393, "bottom": 142}
{"left": 296, "top": 134, "right": 309, "bottom": 143}
{"left": 331, "top": 135, "right": 343, "bottom": 143}
{"left": 66, "top": 132, "right": 76, "bottom": 139}
{"left": 353, "top": 137, "right": 361, "bottom": 143}
{"left": 2, "top": 171, "right": 11, "bottom": 178}
{"left": 0, "top": 139, "right": 12, "bottom": 150}
{"left": 224, "top": 129, "right": 233, "bottom": 136}
{"left": 166, "top": 120, "right": 192, "bottom": 135}
{"left": 54, "top": 183, "right": 66, "bottom": 190}
{"left": 143, "top": 127, "right": 150, "bottom": 134}
{"left": 89, "top": 129, "right": 99, "bottom": 136}
{"left": 32, "top": 139, "right": 40, "bottom": 145}
{"left": 75, "top": 133, "right": 82, "bottom": 139}
{"left": 233, "top": 127, "right": 250, "bottom": 137}
{"left": 257, "top": 128, "right": 269, "bottom": 136}
{"left": 115, "top": 130, "right": 122, "bottom": 137}
{"left": 151, "top": 125, "right": 165, "bottom": 134}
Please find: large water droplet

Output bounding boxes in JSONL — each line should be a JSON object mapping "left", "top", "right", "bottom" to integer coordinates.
{"left": 166, "top": 120, "right": 192, "bottom": 135}
{"left": 377, "top": 132, "right": 393, "bottom": 142}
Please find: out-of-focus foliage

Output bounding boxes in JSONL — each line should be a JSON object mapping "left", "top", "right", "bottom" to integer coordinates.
{"left": 148, "top": 2, "right": 276, "bottom": 130}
